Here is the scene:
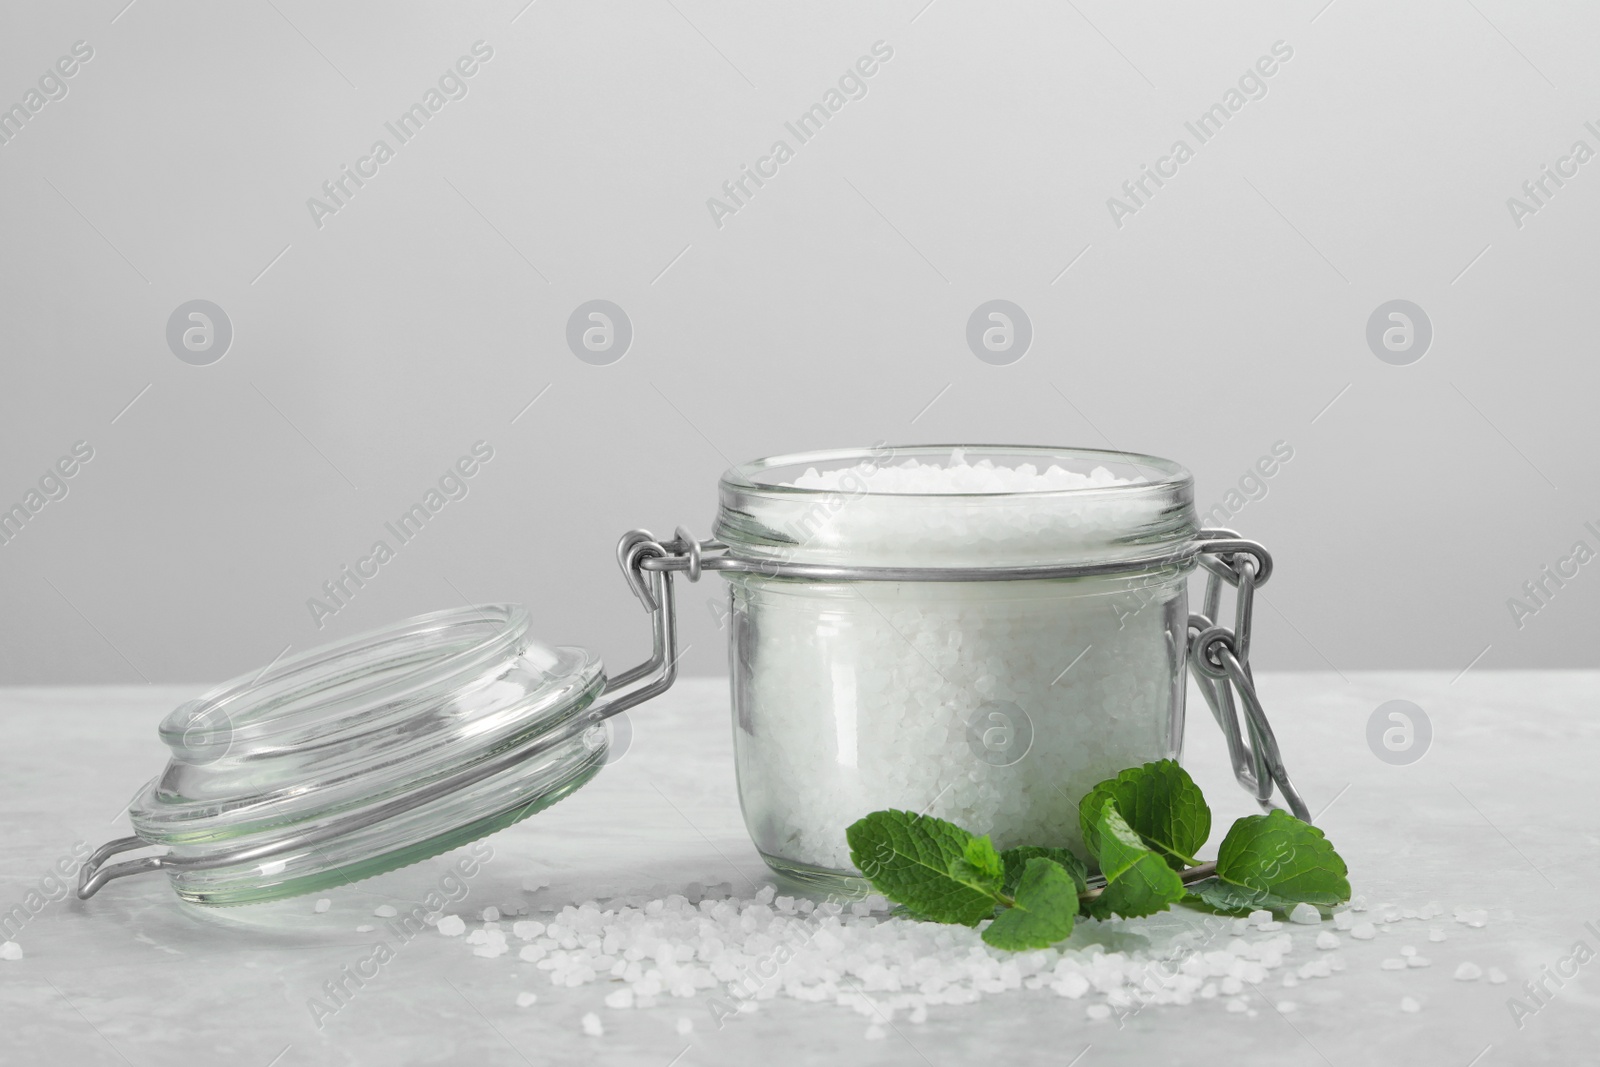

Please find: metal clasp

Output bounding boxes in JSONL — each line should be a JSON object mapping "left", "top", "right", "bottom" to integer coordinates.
{"left": 1187, "top": 529, "right": 1310, "bottom": 821}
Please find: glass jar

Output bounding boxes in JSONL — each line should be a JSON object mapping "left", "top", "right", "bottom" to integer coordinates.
{"left": 714, "top": 446, "right": 1197, "bottom": 889}
{"left": 81, "top": 444, "right": 1303, "bottom": 909}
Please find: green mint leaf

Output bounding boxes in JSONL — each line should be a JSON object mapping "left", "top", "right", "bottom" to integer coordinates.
{"left": 846, "top": 810, "right": 1003, "bottom": 926}
{"left": 1084, "top": 800, "right": 1186, "bottom": 920}
{"left": 999, "top": 846, "right": 1088, "bottom": 898}
{"left": 1214, "top": 809, "right": 1350, "bottom": 907}
{"left": 982, "top": 858, "right": 1079, "bottom": 950}
{"left": 1183, "top": 877, "right": 1305, "bottom": 916}
{"left": 1078, "top": 760, "right": 1210, "bottom": 870}
{"left": 948, "top": 835, "right": 1005, "bottom": 896}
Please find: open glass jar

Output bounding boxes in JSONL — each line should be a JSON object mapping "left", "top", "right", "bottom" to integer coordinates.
{"left": 80, "top": 444, "right": 1306, "bottom": 906}
{"left": 715, "top": 445, "right": 1195, "bottom": 887}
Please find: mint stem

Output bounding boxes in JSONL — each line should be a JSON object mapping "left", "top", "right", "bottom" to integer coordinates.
{"left": 1076, "top": 860, "right": 1217, "bottom": 905}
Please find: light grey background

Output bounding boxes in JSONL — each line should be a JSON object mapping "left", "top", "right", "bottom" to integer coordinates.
{"left": 1, "top": 0, "right": 1595, "bottom": 685}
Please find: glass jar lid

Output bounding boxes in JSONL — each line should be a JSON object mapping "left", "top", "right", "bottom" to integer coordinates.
{"left": 122, "top": 604, "right": 607, "bottom": 905}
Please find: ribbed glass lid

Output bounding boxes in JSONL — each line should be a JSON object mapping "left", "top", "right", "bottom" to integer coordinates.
{"left": 126, "top": 604, "right": 607, "bottom": 905}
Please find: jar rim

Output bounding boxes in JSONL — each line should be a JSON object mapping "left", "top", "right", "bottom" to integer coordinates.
{"left": 719, "top": 444, "right": 1192, "bottom": 499}
{"left": 715, "top": 444, "right": 1199, "bottom": 570}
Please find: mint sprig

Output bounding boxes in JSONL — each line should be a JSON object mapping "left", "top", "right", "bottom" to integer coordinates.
{"left": 846, "top": 762, "right": 1352, "bottom": 949}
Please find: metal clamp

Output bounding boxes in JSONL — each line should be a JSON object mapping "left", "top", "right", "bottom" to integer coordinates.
{"left": 1186, "top": 529, "right": 1309, "bottom": 821}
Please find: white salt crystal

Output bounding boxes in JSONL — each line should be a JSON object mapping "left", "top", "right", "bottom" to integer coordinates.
{"left": 1257, "top": 921, "right": 1283, "bottom": 932}
{"left": 604, "top": 989, "right": 634, "bottom": 1009}
{"left": 1428, "top": 928, "right": 1446, "bottom": 943}
{"left": 436, "top": 915, "right": 466, "bottom": 936}
{"left": 1400, "top": 997, "right": 1421, "bottom": 1013}
{"left": 1315, "top": 932, "right": 1339, "bottom": 951}
{"left": 1487, "top": 968, "right": 1507, "bottom": 984}
{"left": 1381, "top": 959, "right": 1406, "bottom": 971}
{"left": 864, "top": 1025, "right": 886, "bottom": 1040}
{"left": 1333, "top": 912, "right": 1356, "bottom": 931}
{"left": 676, "top": 1017, "right": 694, "bottom": 1035}
{"left": 1248, "top": 910, "right": 1274, "bottom": 926}
{"left": 581, "top": 1012, "right": 603, "bottom": 1036}
{"left": 313, "top": 898, "right": 331, "bottom": 914}
{"left": 522, "top": 875, "right": 551, "bottom": 892}
{"left": 516, "top": 992, "right": 538, "bottom": 1007}
{"left": 1276, "top": 1001, "right": 1297, "bottom": 1013}
{"left": 1289, "top": 903, "right": 1321, "bottom": 925}
{"left": 1400, "top": 945, "right": 1416, "bottom": 957}
{"left": 1406, "top": 956, "right": 1430, "bottom": 969}
{"left": 1225, "top": 997, "right": 1248, "bottom": 1014}
{"left": 0, "top": 941, "right": 21, "bottom": 961}
{"left": 1454, "top": 963, "right": 1483, "bottom": 981}
{"left": 1349, "top": 922, "right": 1377, "bottom": 940}
{"left": 1085, "top": 1004, "right": 1112, "bottom": 1021}
{"left": 355, "top": 925, "right": 374, "bottom": 933}
{"left": 373, "top": 905, "right": 398, "bottom": 918}
{"left": 513, "top": 921, "right": 545, "bottom": 940}
{"left": 482, "top": 907, "right": 501, "bottom": 922}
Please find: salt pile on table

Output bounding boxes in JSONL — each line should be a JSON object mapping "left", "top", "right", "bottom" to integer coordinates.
{"left": 459, "top": 884, "right": 1344, "bottom": 1025}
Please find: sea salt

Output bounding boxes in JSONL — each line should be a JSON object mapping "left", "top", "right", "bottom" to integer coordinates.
{"left": 581, "top": 1012, "right": 603, "bottom": 1036}
{"left": 1454, "top": 963, "right": 1483, "bottom": 981}
{"left": 1400, "top": 996, "right": 1421, "bottom": 1013}
{"left": 1288, "top": 903, "right": 1321, "bottom": 925}
{"left": 516, "top": 992, "right": 538, "bottom": 1007}
{"left": 313, "top": 898, "right": 331, "bottom": 914}
{"left": 373, "top": 905, "right": 398, "bottom": 918}
{"left": 1315, "top": 932, "right": 1339, "bottom": 951}
{"left": 0, "top": 941, "right": 21, "bottom": 961}
{"left": 1349, "top": 922, "right": 1377, "bottom": 940}
{"left": 436, "top": 915, "right": 466, "bottom": 936}
{"left": 739, "top": 451, "right": 1187, "bottom": 870}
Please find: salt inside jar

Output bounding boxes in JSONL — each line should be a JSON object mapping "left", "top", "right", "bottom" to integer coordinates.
{"left": 715, "top": 445, "right": 1199, "bottom": 888}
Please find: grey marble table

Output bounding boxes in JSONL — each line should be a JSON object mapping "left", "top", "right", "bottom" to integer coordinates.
{"left": 1, "top": 673, "right": 1597, "bottom": 1066}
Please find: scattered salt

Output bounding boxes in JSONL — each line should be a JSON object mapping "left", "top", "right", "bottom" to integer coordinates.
{"left": 676, "top": 1017, "right": 693, "bottom": 1035}
{"left": 482, "top": 907, "right": 501, "bottom": 922}
{"left": 1289, "top": 903, "right": 1321, "bottom": 925}
{"left": 0, "top": 942, "right": 21, "bottom": 961}
{"left": 865, "top": 1025, "right": 887, "bottom": 1040}
{"left": 1315, "top": 932, "right": 1339, "bottom": 951}
{"left": 1400, "top": 945, "right": 1416, "bottom": 957}
{"left": 1428, "top": 928, "right": 1446, "bottom": 943}
{"left": 373, "top": 905, "right": 398, "bottom": 918}
{"left": 313, "top": 898, "right": 331, "bottom": 914}
{"left": 1454, "top": 963, "right": 1483, "bottom": 981}
{"left": 1086, "top": 1004, "right": 1112, "bottom": 1021}
{"left": 1406, "top": 956, "right": 1430, "bottom": 969}
{"left": 355, "top": 925, "right": 374, "bottom": 933}
{"left": 1349, "top": 922, "right": 1377, "bottom": 940}
{"left": 581, "top": 1012, "right": 603, "bottom": 1036}
{"left": 1276, "top": 1001, "right": 1297, "bottom": 1013}
{"left": 1381, "top": 959, "right": 1406, "bottom": 971}
{"left": 1400, "top": 996, "right": 1421, "bottom": 1013}
{"left": 1487, "top": 968, "right": 1507, "bottom": 984}
{"left": 436, "top": 915, "right": 466, "bottom": 936}
{"left": 516, "top": 992, "right": 538, "bottom": 1007}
